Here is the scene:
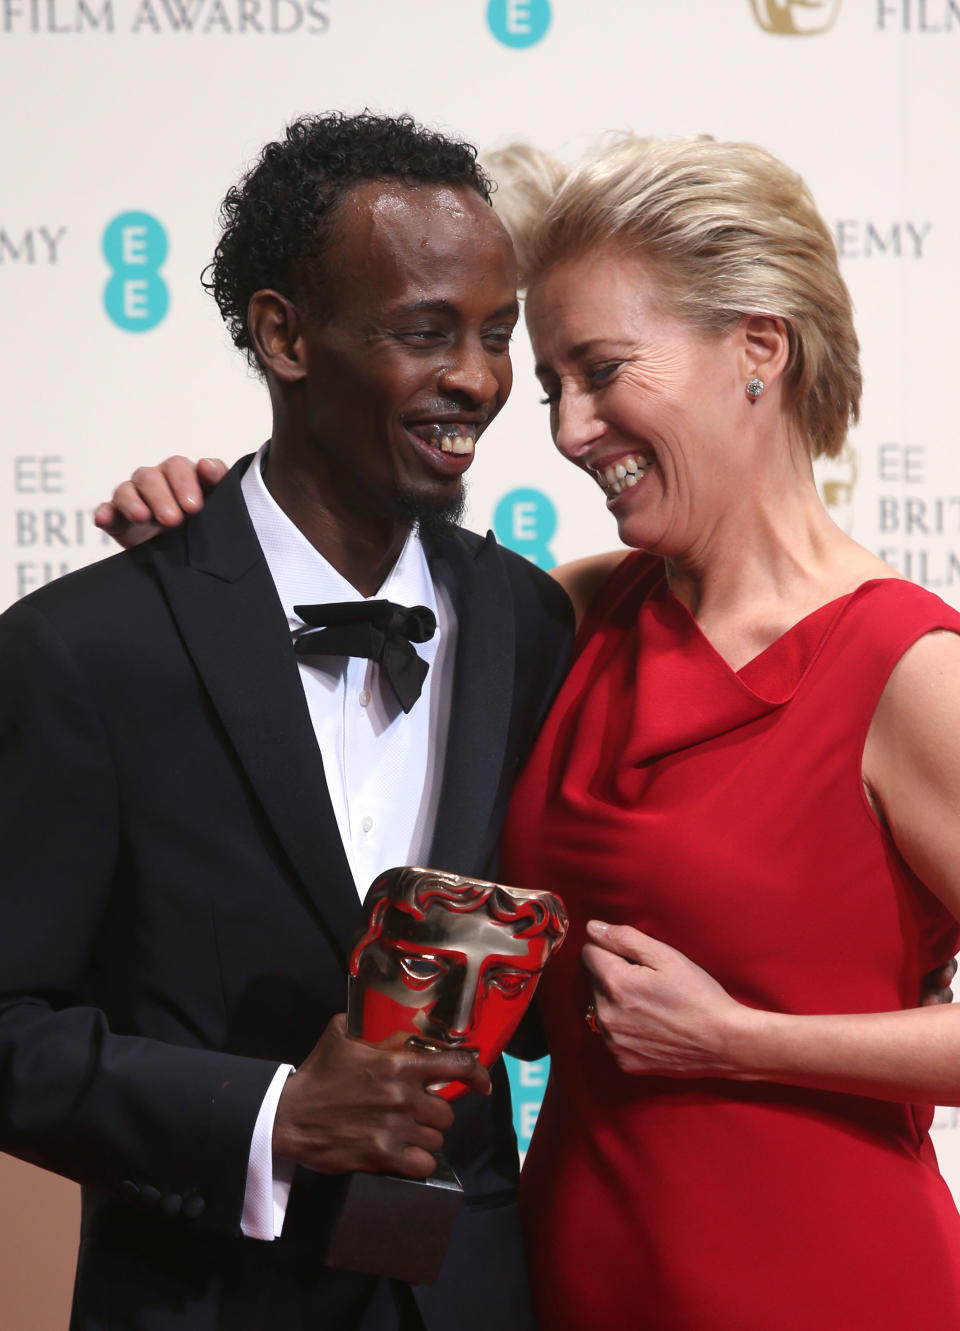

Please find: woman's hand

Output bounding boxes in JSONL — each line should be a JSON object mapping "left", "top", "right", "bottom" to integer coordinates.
{"left": 921, "top": 957, "right": 958, "bottom": 1007}
{"left": 94, "top": 455, "right": 228, "bottom": 549}
{"left": 582, "top": 920, "right": 756, "bottom": 1079}
{"left": 584, "top": 921, "right": 960, "bottom": 1104}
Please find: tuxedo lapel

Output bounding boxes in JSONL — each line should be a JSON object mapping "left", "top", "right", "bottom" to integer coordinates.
{"left": 151, "top": 460, "right": 361, "bottom": 961}
{"left": 426, "top": 530, "right": 515, "bottom": 875}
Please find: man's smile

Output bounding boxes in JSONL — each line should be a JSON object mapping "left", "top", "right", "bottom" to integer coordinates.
{"left": 405, "top": 423, "right": 479, "bottom": 455}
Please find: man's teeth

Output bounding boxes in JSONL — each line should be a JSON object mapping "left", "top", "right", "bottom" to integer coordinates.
{"left": 412, "top": 425, "right": 477, "bottom": 455}
{"left": 438, "top": 433, "right": 475, "bottom": 455}
{"left": 598, "top": 454, "right": 650, "bottom": 495}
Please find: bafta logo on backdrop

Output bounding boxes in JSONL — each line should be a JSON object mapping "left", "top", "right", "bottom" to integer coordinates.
{"left": 815, "top": 442, "right": 859, "bottom": 534}
{"left": 749, "top": 0, "right": 842, "bottom": 35}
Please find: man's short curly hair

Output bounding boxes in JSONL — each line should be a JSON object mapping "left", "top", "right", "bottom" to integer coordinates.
{"left": 203, "top": 110, "right": 493, "bottom": 370}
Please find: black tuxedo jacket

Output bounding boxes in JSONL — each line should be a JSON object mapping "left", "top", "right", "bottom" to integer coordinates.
{"left": 0, "top": 459, "right": 573, "bottom": 1331}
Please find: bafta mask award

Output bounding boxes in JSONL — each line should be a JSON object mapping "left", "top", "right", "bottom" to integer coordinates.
{"left": 323, "top": 866, "right": 568, "bottom": 1284}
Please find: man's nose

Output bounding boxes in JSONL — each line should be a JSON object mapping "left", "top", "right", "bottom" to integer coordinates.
{"left": 437, "top": 338, "right": 501, "bottom": 404}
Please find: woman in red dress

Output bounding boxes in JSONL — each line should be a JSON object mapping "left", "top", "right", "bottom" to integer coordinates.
{"left": 492, "top": 135, "right": 960, "bottom": 1328}
{"left": 99, "top": 135, "right": 960, "bottom": 1328}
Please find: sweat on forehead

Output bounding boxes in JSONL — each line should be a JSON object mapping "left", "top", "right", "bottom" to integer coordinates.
{"left": 310, "top": 182, "right": 513, "bottom": 308}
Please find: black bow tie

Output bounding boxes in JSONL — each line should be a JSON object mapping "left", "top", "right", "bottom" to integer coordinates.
{"left": 292, "top": 600, "right": 438, "bottom": 714}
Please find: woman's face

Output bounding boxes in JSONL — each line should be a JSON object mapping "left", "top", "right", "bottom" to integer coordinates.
{"left": 525, "top": 247, "right": 750, "bottom": 558}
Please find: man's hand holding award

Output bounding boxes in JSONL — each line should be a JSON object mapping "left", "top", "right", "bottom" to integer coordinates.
{"left": 322, "top": 866, "right": 568, "bottom": 1283}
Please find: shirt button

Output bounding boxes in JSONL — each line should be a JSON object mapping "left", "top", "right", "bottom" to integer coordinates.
{"left": 358, "top": 689, "right": 371, "bottom": 707}
{"left": 361, "top": 815, "right": 373, "bottom": 833}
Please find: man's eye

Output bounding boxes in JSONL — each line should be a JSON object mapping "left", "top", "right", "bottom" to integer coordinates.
{"left": 483, "top": 327, "right": 514, "bottom": 351}
{"left": 399, "top": 955, "right": 445, "bottom": 987}
{"left": 485, "top": 969, "right": 533, "bottom": 999}
{"left": 398, "top": 329, "right": 446, "bottom": 345}
{"left": 538, "top": 388, "right": 560, "bottom": 407}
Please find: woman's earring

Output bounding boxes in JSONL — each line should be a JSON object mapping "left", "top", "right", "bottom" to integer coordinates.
{"left": 746, "top": 378, "right": 765, "bottom": 400}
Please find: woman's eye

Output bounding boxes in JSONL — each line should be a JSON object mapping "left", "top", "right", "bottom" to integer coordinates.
{"left": 538, "top": 389, "right": 560, "bottom": 407}
{"left": 589, "top": 361, "right": 622, "bottom": 386}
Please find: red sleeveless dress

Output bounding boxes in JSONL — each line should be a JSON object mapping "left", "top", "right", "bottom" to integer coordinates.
{"left": 500, "top": 555, "right": 960, "bottom": 1330}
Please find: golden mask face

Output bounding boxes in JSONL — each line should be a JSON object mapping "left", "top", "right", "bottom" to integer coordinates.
{"left": 348, "top": 867, "right": 568, "bottom": 1100}
{"left": 815, "top": 441, "right": 859, "bottom": 534}
{"left": 748, "top": 0, "right": 842, "bottom": 35}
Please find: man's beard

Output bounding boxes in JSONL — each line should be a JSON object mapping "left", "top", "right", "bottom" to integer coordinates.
{"left": 394, "top": 480, "right": 467, "bottom": 540}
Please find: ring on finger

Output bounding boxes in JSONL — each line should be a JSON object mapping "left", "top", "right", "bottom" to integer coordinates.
{"left": 585, "top": 1001, "right": 603, "bottom": 1036}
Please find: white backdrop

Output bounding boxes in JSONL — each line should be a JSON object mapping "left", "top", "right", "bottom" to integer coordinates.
{"left": 3, "top": 0, "right": 960, "bottom": 1319}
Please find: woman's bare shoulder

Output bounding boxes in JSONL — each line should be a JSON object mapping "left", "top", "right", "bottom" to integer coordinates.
{"left": 550, "top": 550, "right": 631, "bottom": 629}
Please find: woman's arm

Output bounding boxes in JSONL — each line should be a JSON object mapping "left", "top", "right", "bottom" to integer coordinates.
{"left": 863, "top": 629, "right": 960, "bottom": 909}
{"left": 584, "top": 629, "right": 960, "bottom": 1104}
{"left": 550, "top": 551, "right": 629, "bottom": 630}
{"left": 584, "top": 923, "right": 960, "bottom": 1103}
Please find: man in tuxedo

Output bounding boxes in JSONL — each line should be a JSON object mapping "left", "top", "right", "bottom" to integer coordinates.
{"left": 0, "top": 111, "right": 572, "bottom": 1330}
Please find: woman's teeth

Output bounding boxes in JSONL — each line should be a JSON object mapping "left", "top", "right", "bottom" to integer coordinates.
{"left": 596, "top": 454, "right": 650, "bottom": 496}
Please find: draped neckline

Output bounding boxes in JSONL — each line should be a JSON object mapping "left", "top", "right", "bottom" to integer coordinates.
{"left": 574, "top": 557, "right": 900, "bottom": 765}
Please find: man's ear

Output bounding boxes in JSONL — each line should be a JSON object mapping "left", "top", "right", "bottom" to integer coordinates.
{"left": 739, "top": 314, "right": 790, "bottom": 389}
{"left": 247, "top": 290, "right": 307, "bottom": 383}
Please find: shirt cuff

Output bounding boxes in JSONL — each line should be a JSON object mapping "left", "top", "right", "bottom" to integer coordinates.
{"left": 240, "top": 1063, "right": 296, "bottom": 1241}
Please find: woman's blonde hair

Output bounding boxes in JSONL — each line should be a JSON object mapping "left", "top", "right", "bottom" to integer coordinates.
{"left": 487, "top": 135, "right": 860, "bottom": 459}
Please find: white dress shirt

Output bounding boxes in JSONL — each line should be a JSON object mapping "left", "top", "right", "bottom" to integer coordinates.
{"left": 239, "top": 444, "right": 457, "bottom": 1239}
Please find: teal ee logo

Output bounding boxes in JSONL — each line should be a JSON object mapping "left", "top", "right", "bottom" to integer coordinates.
{"left": 487, "top": 0, "right": 551, "bottom": 48}
{"left": 103, "top": 212, "right": 169, "bottom": 332}
{"left": 493, "top": 488, "right": 557, "bottom": 569}
{"left": 505, "top": 1054, "right": 548, "bottom": 1152}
